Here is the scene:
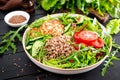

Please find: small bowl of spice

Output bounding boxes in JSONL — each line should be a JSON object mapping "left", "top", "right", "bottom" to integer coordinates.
{"left": 4, "top": 11, "right": 30, "bottom": 27}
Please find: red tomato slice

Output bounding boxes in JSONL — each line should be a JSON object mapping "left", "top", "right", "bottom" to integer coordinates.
{"left": 91, "top": 38, "right": 104, "bottom": 48}
{"left": 74, "top": 31, "right": 98, "bottom": 44}
{"left": 74, "top": 32, "right": 81, "bottom": 44}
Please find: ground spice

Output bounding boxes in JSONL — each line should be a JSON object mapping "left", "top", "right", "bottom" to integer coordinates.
{"left": 9, "top": 15, "right": 26, "bottom": 24}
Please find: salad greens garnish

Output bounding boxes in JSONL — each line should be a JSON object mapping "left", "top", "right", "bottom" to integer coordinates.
{"left": 0, "top": 25, "right": 26, "bottom": 55}
{"left": 25, "top": 13, "right": 116, "bottom": 76}
{"left": 0, "top": 13, "right": 120, "bottom": 76}
{"left": 38, "top": 0, "right": 120, "bottom": 18}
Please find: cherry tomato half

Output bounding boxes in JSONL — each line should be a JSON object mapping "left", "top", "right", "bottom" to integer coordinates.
{"left": 74, "top": 31, "right": 98, "bottom": 44}
{"left": 91, "top": 38, "right": 104, "bottom": 48}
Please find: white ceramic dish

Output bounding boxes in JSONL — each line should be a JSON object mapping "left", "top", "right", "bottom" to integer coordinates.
{"left": 4, "top": 10, "right": 30, "bottom": 27}
{"left": 22, "top": 13, "right": 111, "bottom": 74}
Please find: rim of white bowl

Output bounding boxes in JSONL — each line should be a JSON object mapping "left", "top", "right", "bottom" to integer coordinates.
{"left": 22, "top": 13, "right": 112, "bottom": 73}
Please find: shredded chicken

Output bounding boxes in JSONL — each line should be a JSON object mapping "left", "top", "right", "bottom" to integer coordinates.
{"left": 29, "top": 28, "right": 41, "bottom": 38}
{"left": 40, "top": 20, "right": 64, "bottom": 36}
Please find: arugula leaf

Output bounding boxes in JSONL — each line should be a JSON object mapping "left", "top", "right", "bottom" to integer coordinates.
{"left": 112, "top": 43, "right": 120, "bottom": 51}
{"left": 0, "top": 25, "right": 26, "bottom": 55}
{"left": 101, "top": 49, "right": 119, "bottom": 76}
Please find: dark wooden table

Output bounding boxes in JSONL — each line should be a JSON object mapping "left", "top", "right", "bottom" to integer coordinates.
{"left": 0, "top": 8, "right": 120, "bottom": 80}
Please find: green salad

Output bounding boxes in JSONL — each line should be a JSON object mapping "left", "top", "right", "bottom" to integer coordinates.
{"left": 25, "top": 13, "right": 112, "bottom": 69}
{"left": 38, "top": 0, "right": 120, "bottom": 18}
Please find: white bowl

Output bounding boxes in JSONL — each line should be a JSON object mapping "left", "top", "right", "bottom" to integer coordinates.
{"left": 4, "top": 11, "right": 30, "bottom": 27}
{"left": 22, "top": 13, "right": 112, "bottom": 74}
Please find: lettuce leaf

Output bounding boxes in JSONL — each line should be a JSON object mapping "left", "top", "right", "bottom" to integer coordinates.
{"left": 38, "top": 0, "right": 120, "bottom": 18}
{"left": 106, "top": 19, "right": 120, "bottom": 34}
{"left": 41, "top": 0, "right": 59, "bottom": 11}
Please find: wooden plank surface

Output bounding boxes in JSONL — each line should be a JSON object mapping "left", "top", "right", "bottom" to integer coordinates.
{"left": 0, "top": 8, "right": 120, "bottom": 80}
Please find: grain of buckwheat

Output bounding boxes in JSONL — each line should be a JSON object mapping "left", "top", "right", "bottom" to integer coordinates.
{"left": 45, "top": 35, "right": 74, "bottom": 59}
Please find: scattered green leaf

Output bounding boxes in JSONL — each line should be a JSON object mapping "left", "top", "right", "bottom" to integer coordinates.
{"left": 0, "top": 25, "right": 27, "bottom": 55}
{"left": 106, "top": 19, "right": 120, "bottom": 34}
